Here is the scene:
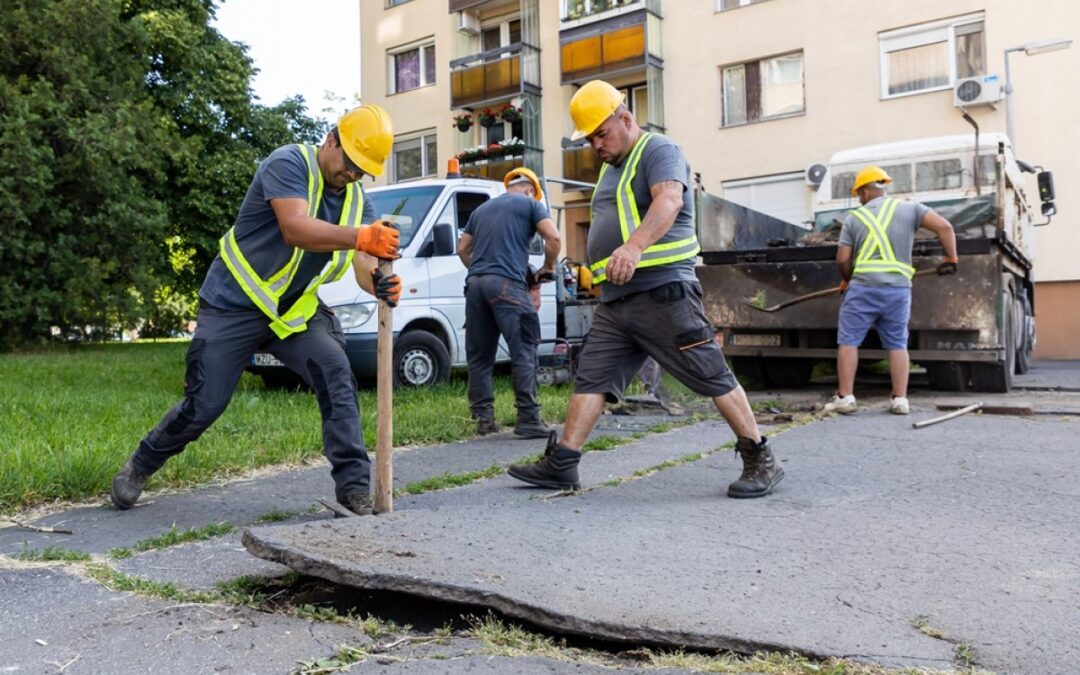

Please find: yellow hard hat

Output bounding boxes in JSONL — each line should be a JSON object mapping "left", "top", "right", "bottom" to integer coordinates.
{"left": 569, "top": 80, "right": 625, "bottom": 141}
{"left": 851, "top": 165, "right": 892, "bottom": 196}
{"left": 337, "top": 105, "right": 394, "bottom": 177}
{"left": 503, "top": 167, "right": 544, "bottom": 202}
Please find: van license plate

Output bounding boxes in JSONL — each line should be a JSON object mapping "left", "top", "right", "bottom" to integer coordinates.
{"left": 731, "top": 334, "right": 781, "bottom": 347}
{"left": 253, "top": 353, "right": 285, "bottom": 367}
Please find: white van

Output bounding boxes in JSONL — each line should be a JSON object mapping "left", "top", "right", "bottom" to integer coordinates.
{"left": 250, "top": 174, "right": 559, "bottom": 387}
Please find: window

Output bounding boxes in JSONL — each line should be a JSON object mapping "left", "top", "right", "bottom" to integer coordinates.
{"left": 391, "top": 132, "right": 438, "bottom": 183}
{"left": 721, "top": 52, "right": 804, "bottom": 127}
{"left": 387, "top": 0, "right": 412, "bottom": 6}
{"left": 717, "top": 0, "right": 770, "bottom": 10}
{"left": 367, "top": 185, "right": 443, "bottom": 249}
{"left": 879, "top": 14, "right": 985, "bottom": 98}
{"left": 390, "top": 41, "right": 435, "bottom": 94}
{"left": 831, "top": 164, "right": 913, "bottom": 199}
{"left": 481, "top": 18, "right": 521, "bottom": 52}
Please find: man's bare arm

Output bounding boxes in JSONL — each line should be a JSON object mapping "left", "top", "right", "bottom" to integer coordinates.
{"left": 535, "top": 217, "right": 561, "bottom": 276}
{"left": 921, "top": 210, "right": 958, "bottom": 260}
{"left": 457, "top": 232, "right": 475, "bottom": 268}
{"left": 837, "top": 244, "right": 854, "bottom": 281}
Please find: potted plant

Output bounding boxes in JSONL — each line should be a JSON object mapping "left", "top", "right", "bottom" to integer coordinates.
{"left": 477, "top": 107, "right": 497, "bottom": 127}
{"left": 452, "top": 112, "right": 473, "bottom": 132}
{"left": 498, "top": 102, "right": 522, "bottom": 123}
{"left": 486, "top": 143, "right": 505, "bottom": 160}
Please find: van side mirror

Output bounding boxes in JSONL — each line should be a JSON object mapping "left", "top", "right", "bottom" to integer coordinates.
{"left": 1037, "top": 171, "right": 1055, "bottom": 203}
{"left": 432, "top": 222, "right": 457, "bottom": 257}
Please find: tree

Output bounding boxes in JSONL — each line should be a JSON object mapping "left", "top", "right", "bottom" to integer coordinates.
{"left": 0, "top": 0, "right": 326, "bottom": 349}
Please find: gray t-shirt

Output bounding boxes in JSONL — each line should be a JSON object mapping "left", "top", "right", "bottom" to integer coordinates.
{"left": 199, "top": 144, "right": 376, "bottom": 311}
{"left": 587, "top": 134, "right": 697, "bottom": 303}
{"left": 463, "top": 192, "right": 550, "bottom": 284}
{"left": 839, "top": 196, "right": 930, "bottom": 288}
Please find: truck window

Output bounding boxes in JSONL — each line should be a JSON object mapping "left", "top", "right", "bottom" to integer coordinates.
{"left": 369, "top": 185, "right": 444, "bottom": 249}
{"left": 916, "top": 159, "right": 963, "bottom": 192}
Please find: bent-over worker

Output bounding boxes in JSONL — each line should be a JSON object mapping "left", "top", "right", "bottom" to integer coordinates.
{"left": 110, "top": 106, "right": 402, "bottom": 516}
{"left": 457, "top": 168, "right": 561, "bottom": 438}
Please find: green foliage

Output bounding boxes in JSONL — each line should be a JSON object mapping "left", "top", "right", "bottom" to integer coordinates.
{"left": 15, "top": 546, "right": 92, "bottom": 562}
{"left": 0, "top": 0, "right": 326, "bottom": 349}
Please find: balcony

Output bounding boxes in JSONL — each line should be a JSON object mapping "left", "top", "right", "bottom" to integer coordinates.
{"left": 562, "top": 144, "right": 602, "bottom": 186}
{"left": 559, "top": 4, "right": 661, "bottom": 85}
{"left": 451, "top": 44, "right": 532, "bottom": 110}
{"left": 561, "top": 0, "right": 651, "bottom": 23}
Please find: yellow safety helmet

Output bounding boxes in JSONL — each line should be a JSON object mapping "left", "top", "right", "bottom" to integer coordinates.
{"left": 503, "top": 167, "right": 544, "bottom": 202}
{"left": 337, "top": 105, "right": 394, "bottom": 177}
{"left": 851, "top": 165, "right": 892, "bottom": 196}
{"left": 569, "top": 80, "right": 625, "bottom": 141}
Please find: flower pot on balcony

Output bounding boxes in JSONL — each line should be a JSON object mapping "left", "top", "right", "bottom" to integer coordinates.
{"left": 455, "top": 119, "right": 473, "bottom": 132}
{"left": 478, "top": 116, "right": 495, "bottom": 128}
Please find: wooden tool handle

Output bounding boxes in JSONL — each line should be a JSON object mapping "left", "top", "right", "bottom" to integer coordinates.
{"left": 374, "top": 258, "right": 394, "bottom": 513}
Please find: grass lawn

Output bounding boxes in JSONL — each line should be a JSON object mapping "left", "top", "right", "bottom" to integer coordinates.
{"left": 0, "top": 341, "right": 573, "bottom": 514}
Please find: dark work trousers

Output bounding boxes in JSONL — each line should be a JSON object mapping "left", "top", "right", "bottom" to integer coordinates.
{"left": 465, "top": 274, "right": 541, "bottom": 425}
{"left": 131, "top": 302, "right": 370, "bottom": 500}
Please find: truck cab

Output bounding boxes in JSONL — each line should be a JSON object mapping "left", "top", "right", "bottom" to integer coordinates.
{"left": 250, "top": 175, "right": 558, "bottom": 387}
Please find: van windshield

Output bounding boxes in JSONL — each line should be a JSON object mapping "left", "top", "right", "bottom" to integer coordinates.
{"left": 368, "top": 185, "right": 445, "bottom": 249}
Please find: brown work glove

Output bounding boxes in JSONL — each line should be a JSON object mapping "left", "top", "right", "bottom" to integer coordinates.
{"left": 937, "top": 256, "right": 959, "bottom": 276}
{"left": 356, "top": 220, "right": 400, "bottom": 259}
{"left": 371, "top": 268, "right": 401, "bottom": 307}
{"left": 839, "top": 279, "right": 849, "bottom": 294}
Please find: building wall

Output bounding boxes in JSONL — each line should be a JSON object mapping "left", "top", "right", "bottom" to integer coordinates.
{"left": 1033, "top": 281, "right": 1080, "bottom": 359}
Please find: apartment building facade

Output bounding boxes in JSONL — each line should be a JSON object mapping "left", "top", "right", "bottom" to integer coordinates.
{"left": 359, "top": 0, "right": 1079, "bottom": 358}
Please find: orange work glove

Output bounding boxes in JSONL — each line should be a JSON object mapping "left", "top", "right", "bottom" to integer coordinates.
{"left": 371, "top": 268, "right": 401, "bottom": 307}
{"left": 355, "top": 220, "right": 400, "bottom": 259}
{"left": 937, "top": 256, "right": 959, "bottom": 276}
{"left": 839, "top": 279, "right": 849, "bottom": 294}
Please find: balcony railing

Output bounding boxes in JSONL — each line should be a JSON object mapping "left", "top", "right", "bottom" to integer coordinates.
{"left": 450, "top": 44, "right": 524, "bottom": 110}
{"left": 561, "top": 0, "right": 643, "bottom": 22}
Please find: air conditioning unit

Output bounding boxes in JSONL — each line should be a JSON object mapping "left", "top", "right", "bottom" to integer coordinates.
{"left": 805, "top": 163, "right": 827, "bottom": 188}
{"left": 954, "top": 74, "right": 1002, "bottom": 108}
{"left": 457, "top": 9, "right": 481, "bottom": 36}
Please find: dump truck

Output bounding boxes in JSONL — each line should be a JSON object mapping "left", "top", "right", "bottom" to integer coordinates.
{"left": 695, "top": 133, "right": 1057, "bottom": 393}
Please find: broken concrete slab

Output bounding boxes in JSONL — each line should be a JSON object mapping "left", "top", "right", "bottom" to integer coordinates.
{"left": 0, "top": 566, "right": 366, "bottom": 675}
{"left": 245, "top": 414, "right": 1080, "bottom": 674}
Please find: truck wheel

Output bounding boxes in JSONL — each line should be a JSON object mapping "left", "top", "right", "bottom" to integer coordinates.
{"left": 1015, "top": 292, "right": 1034, "bottom": 375}
{"left": 762, "top": 358, "right": 814, "bottom": 388}
{"left": 970, "top": 300, "right": 1015, "bottom": 393}
{"left": 728, "top": 356, "right": 767, "bottom": 389}
{"left": 393, "top": 330, "right": 451, "bottom": 388}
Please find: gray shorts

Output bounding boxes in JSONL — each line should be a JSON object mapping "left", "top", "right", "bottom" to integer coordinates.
{"left": 574, "top": 281, "right": 738, "bottom": 402}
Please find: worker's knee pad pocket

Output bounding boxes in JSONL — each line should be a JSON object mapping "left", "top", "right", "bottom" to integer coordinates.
{"left": 674, "top": 325, "right": 724, "bottom": 378}
{"left": 326, "top": 311, "right": 347, "bottom": 348}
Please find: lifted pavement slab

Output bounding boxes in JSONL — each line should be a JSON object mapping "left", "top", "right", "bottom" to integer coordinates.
{"left": 244, "top": 414, "right": 1080, "bottom": 674}
{"left": 0, "top": 566, "right": 366, "bottom": 675}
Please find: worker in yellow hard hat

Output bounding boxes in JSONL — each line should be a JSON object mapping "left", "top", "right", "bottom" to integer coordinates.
{"left": 110, "top": 106, "right": 402, "bottom": 517}
{"left": 825, "top": 165, "right": 959, "bottom": 416}
{"left": 457, "top": 165, "right": 561, "bottom": 438}
{"left": 507, "top": 79, "right": 784, "bottom": 500}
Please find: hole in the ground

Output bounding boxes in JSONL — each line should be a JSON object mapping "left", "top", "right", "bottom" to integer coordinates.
{"left": 246, "top": 574, "right": 802, "bottom": 664}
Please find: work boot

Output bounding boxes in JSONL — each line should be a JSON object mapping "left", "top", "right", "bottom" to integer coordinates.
{"left": 507, "top": 431, "right": 581, "bottom": 490}
{"left": 513, "top": 416, "right": 553, "bottom": 439}
{"left": 476, "top": 418, "right": 500, "bottom": 436}
{"left": 727, "top": 436, "right": 784, "bottom": 499}
{"left": 110, "top": 455, "right": 152, "bottom": 510}
{"left": 338, "top": 492, "right": 374, "bottom": 517}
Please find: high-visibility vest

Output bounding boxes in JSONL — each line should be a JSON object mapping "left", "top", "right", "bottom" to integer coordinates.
{"left": 219, "top": 144, "right": 363, "bottom": 339}
{"left": 588, "top": 132, "right": 700, "bottom": 284}
{"left": 849, "top": 198, "right": 915, "bottom": 280}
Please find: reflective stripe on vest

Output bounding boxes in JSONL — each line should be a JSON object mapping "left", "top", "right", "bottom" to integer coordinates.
{"left": 849, "top": 198, "right": 915, "bottom": 280}
{"left": 588, "top": 133, "right": 700, "bottom": 284}
{"left": 219, "top": 144, "right": 362, "bottom": 339}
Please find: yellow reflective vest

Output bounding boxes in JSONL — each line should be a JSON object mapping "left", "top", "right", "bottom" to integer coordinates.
{"left": 849, "top": 197, "right": 915, "bottom": 280}
{"left": 588, "top": 132, "right": 700, "bottom": 284}
{"left": 219, "top": 144, "right": 363, "bottom": 338}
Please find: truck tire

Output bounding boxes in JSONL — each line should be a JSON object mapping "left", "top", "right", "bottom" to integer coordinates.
{"left": 970, "top": 299, "right": 1015, "bottom": 393}
{"left": 762, "top": 358, "right": 814, "bottom": 388}
{"left": 393, "top": 330, "right": 451, "bottom": 388}
{"left": 1015, "top": 292, "right": 1034, "bottom": 375}
{"left": 728, "top": 356, "right": 767, "bottom": 389}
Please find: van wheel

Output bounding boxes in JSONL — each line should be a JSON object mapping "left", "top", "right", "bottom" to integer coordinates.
{"left": 393, "top": 330, "right": 451, "bottom": 388}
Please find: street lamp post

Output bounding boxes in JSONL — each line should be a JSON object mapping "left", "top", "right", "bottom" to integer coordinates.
{"left": 1003, "top": 37, "right": 1072, "bottom": 153}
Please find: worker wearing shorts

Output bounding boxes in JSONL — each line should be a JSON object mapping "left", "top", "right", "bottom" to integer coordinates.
{"left": 507, "top": 80, "right": 784, "bottom": 499}
{"left": 826, "top": 165, "right": 958, "bottom": 415}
